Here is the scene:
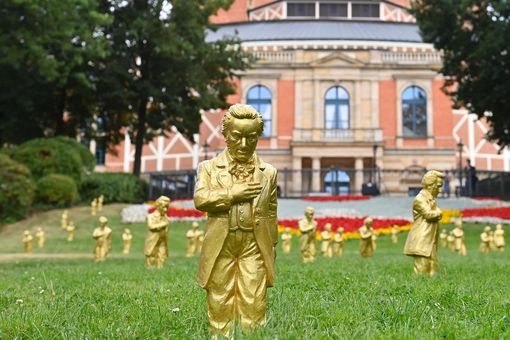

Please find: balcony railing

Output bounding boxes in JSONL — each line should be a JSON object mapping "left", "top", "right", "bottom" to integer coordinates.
{"left": 293, "top": 128, "right": 383, "bottom": 143}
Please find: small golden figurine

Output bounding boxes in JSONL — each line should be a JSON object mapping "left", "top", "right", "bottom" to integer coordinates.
{"left": 61, "top": 210, "right": 68, "bottom": 230}
{"left": 299, "top": 207, "right": 318, "bottom": 263}
{"left": 321, "top": 223, "right": 333, "bottom": 257}
{"left": 144, "top": 196, "right": 170, "bottom": 268}
{"left": 391, "top": 225, "right": 399, "bottom": 244}
{"left": 494, "top": 224, "right": 505, "bottom": 251}
{"left": 404, "top": 170, "right": 444, "bottom": 276}
{"left": 122, "top": 228, "right": 133, "bottom": 254}
{"left": 194, "top": 104, "right": 278, "bottom": 336}
{"left": 185, "top": 221, "right": 202, "bottom": 257}
{"left": 489, "top": 230, "right": 497, "bottom": 250}
{"left": 281, "top": 227, "right": 292, "bottom": 254}
{"left": 66, "top": 222, "right": 75, "bottom": 241}
{"left": 97, "top": 195, "right": 104, "bottom": 212}
{"left": 92, "top": 216, "right": 112, "bottom": 261}
{"left": 452, "top": 219, "right": 467, "bottom": 256}
{"left": 332, "top": 227, "right": 344, "bottom": 257}
{"left": 23, "top": 230, "right": 33, "bottom": 253}
{"left": 91, "top": 198, "right": 97, "bottom": 216}
{"left": 359, "top": 217, "right": 374, "bottom": 258}
{"left": 479, "top": 226, "right": 491, "bottom": 254}
{"left": 439, "top": 229, "right": 448, "bottom": 248}
{"left": 35, "top": 227, "right": 45, "bottom": 248}
{"left": 447, "top": 231, "right": 456, "bottom": 251}
{"left": 372, "top": 231, "right": 378, "bottom": 251}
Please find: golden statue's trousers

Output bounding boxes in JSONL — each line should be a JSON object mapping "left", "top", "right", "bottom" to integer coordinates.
{"left": 206, "top": 230, "right": 267, "bottom": 335}
{"left": 413, "top": 242, "right": 438, "bottom": 276}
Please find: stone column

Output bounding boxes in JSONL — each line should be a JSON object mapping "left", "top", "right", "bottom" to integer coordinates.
{"left": 312, "top": 157, "right": 321, "bottom": 192}
{"left": 292, "top": 157, "right": 302, "bottom": 195}
{"left": 355, "top": 157, "right": 364, "bottom": 194}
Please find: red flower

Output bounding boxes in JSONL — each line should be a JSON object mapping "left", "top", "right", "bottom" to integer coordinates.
{"left": 147, "top": 206, "right": 206, "bottom": 218}
{"left": 461, "top": 207, "right": 510, "bottom": 219}
{"left": 277, "top": 216, "right": 410, "bottom": 233}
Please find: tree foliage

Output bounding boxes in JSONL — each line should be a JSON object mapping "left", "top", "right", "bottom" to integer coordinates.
{"left": 411, "top": 0, "right": 510, "bottom": 148}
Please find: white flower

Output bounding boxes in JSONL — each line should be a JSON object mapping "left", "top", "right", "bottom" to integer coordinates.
{"left": 171, "top": 307, "right": 180, "bottom": 313}
{"left": 39, "top": 289, "right": 45, "bottom": 294}
{"left": 16, "top": 299, "right": 23, "bottom": 304}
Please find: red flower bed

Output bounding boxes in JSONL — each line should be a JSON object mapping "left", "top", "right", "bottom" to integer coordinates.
{"left": 148, "top": 206, "right": 205, "bottom": 218}
{"left": 303, "top": 195, "right": 370, "bottom": 202}
{"left": 461, "top": 207, "right": 510, "bottom": 220}
{"left": 278, "top": 216, "right": 410, "bottom": 233}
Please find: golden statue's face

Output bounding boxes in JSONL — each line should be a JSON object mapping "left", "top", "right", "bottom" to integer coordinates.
{"left": 430, "top": 178, "right": 443, "bottom": 197}
{"left": 226, "top": 118, "right": 260, "bottom": 163}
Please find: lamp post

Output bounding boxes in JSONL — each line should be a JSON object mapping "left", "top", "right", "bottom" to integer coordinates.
{"left": 457, "top": 140, "right": 464, "bottom": 197}
{"left": 202, "top": 141, "right": 210, "bottom": 160}
{"left": 372, "top": 144, "right": 378, "bottom": 184}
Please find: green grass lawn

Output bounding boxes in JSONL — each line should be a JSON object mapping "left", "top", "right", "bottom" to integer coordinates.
{"left": 1, "top": 206, "right": 509, "bottom": 338}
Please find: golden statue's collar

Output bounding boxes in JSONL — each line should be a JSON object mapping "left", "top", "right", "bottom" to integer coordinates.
{"left": 419, "top": 189, "right": 433, "bottom": 201}
{"left": 214, "top": 149, "right": 266, "bottom": 171}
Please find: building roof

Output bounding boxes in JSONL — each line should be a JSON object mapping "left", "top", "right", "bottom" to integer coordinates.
{"left": 207, "top": 20, "right": 422, "bottom": 44}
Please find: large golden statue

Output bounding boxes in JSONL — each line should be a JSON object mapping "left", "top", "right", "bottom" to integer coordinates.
{"left": 144, "top": 196, "right": 170, "bottom": 268}
{"left": 479, "top": 226, "right": 491, "bottom": 254}
{"left": 391, "top": 225, "right": 399, "bottom": 244}
{"left": 281, "top": 227, "right": 292, "bottom": 254}
{"left": 439, "top": 229, "right": 448, "bottom": 248}
{"left": 332, "top": 227, "right": 344, "bottom": 257}
{"left": 321, "top": 223, "right": 333, "bottom": 258}
{"left": 23, "top": 230, "right": 33, "bottom": 253}
{"left": 35, "top": 227, "right": 45, "bottom": 248}
{"left": 359, "top": 217, "right": 374, "bottom": 258}
{"left": 452, "top": 219, "right": 467, "bottom": 256}
{"left": 92, "top": 216, "right": 112, "bottom": 261}
{"left": 194, "top": 104, "right": 278, "bottom": 336}
{"left": 186, "top": 221, "right": 203, "bottom": 257}
{"left": 494, "top": 224, "right": 505, "bottom": 251}
{"left": 122, "top": 228, "right": 133, "bottom": 254}
{"left": 61, "top": 210, "right": 68, "bottom": 230}
{"left": 299, "top": 207, "right": 317, "bottom": 263}
{"left": 66, "top": 222, "right": 75, "bottom": 241}
{"left": 404, "top": 170, "right": 444, "bottom": 276}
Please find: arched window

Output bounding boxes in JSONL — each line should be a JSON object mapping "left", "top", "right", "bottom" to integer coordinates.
{"left": 247, "top": 85, "right": 272, "bottom": 138}
{"left": 324, "top": 86, "right": 350, "bottom": 129}
{"left": 324, "top": 170, "right": 350, "bottom": 195}
{"left": 402, "top": 86, "right": 427, "bottom": 137}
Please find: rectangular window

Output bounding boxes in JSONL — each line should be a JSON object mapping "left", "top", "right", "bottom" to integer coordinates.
{"left": 319, "top": 3, "right": 348, "bottom": 18}
{"left": 351, "top": 4, "right": 380, "bottom": 18}
{"left": 287, "top": 3, "right": 316, "bottom": 17}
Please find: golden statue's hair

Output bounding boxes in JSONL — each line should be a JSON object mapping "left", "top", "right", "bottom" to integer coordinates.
{"left": 221, "top": 104, "right": 264, "bottom": 136}
{"left": 421, "top": 170, "right": 445, "bottom": 188}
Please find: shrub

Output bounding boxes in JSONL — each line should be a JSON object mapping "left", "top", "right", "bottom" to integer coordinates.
{"left": 52, "top": 136, "right": 96, "bottom": 172}
{"left": 80, "top": 173, "right": 147, "bottom": 204}
{"left": 10, "top": 138, "right": 84, "bottom": 183}
{"left": 0, "top": 154, "right": 36, "bottom": 222}
{"left": 36, "top": 174, "right": 78, "bottom": 207}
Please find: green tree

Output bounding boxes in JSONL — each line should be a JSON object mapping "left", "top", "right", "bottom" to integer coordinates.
{"left": 411, "top": 1, "right": 510, "bottom": 147}
{"left": 0, "top": 0, "right": 110, "bottom": 144}
{"left": 98, "top": 0, "right": 251, "bottom": 176}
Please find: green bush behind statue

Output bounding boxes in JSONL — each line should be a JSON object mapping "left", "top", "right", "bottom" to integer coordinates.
{"left": 0, "top": 154, "right": 36, "bottom": 222}
{"left": 36, "top": 174, "right": 78, "bottom": 207}
{"left": 80, "top": 173, "right": 147, "bottom": 204}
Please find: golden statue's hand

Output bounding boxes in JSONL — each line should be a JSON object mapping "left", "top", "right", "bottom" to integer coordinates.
{"left": 231, "top": 182, "right": 262, "bottom": 203}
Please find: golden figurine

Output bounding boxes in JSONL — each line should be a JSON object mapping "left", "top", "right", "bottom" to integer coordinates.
{"left": 122, "top": 228, "right": 133, "bottom": 254}
{"left": 61, "top": 210, "right": 68, "bottom": 230}
{"left": 439, "top": 229, "right": 448, "bottom": 248}
{"left": 281, "top": 227, "right": 292, "bottom": 254}
{"left": 97, "top": 194, "right": 104, "bottom": 212}
{"left": 194, "top": 104, "right": 278, "bottom": 336}
{"left": 404, "top": 170, "right": 444, "bottom": 276}
{"left": 391, "top": 225, "right": 399, "bottom": 244}
{"left": 359, "top": 217, "right": 374, "bottom": 258}
{"left": 144, "top": 196, "right": 170, "bottom": 268}
{"left": 479, "top": 226, "right": 491, "bottom": 254}
{"left": 23, "top": 230, "right": 33, "bottom": 253}
{"left": 92, "top": 216, "right": 112, "bottom": 261}
{"left": 447, "top": 231, "right": 456, "bottom": 251}
{"left": 66, "top": 222, "right": 75, "bottom": 241}
{"left": 489, "top": 230, "right": 497, "bottom": 250}
{"left": 186, "top": 221, "right": 202, "bottom": 257}
{"left": 372, "top": 231, "right": 378, "bottom": 251}
{"left": 321, "top": 223, "right": 333, "bottom": 257}
{"left": 91, "top": 198, "right": 98, "bottom": 216}
{"left": 299, "top": 207, "right": 318, "bottom": 263}
{"left": 494, "top": 224, "right": 505, "bottom": 251}
{"left": 332, "top": 227, "right": 344, "bottom": 257}
{"left": 35, "top": 227, "right": 45, "bottom": 248}
{"left": 452, "top": 219, "right": 467, "bottom": 256}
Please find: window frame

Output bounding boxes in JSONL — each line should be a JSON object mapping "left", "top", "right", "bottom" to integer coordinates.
{"left": 324, "top": 86, "right": 350, "bottom": 129}
{"left": 401, "top": 85, "right": 428, "bottom": 138}
{"left": 246, "top": 85, "right": 273, "bottom": 138}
